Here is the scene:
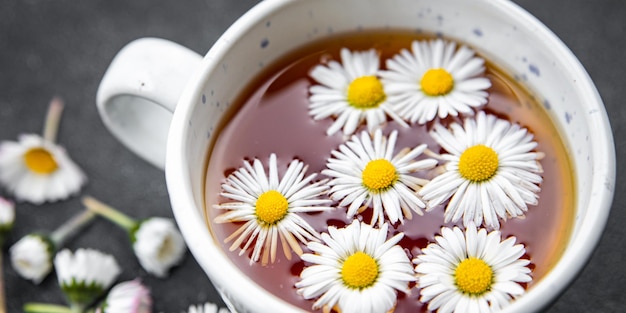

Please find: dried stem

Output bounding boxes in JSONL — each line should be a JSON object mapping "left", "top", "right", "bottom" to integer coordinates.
{"left": 49, "top": 209, "right": 96, "bottom": 247}
{"left": 0, "top": 253, "right": 5, "bottom": 313}
{"left": 43, "top": 97, "right": 64, "bottom": 143}
{"left": 82, "top": 196, "right": 137, "bottom": 232}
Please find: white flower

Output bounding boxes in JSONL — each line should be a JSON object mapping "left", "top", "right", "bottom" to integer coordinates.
{"left": 0, "top": 197, "right": 14, "bottom": 228}
{"left": 132, "top": 217, "right": 187, "bottom": 278}
{"left": 413, "top": 223, "right": 532, "bottom": 313}
{"left": 187, "top": 302, "right": 231, "bottom": 313}
{"left": 418, "top": 111, "right": 544, "bottom": 229}
{"left": 380, "top": 39, "right": 491, "bottom": 124}
{"left": 97, "top": 279, "right": 152, "bottom": 313}
{"left": 0, "top": 134, "right": 86, "bottom": 204}
{"left": 214, "top": 154, "right": 333, "bottom": 265}
{"left": 323, "top": 128, "right": 437, "bottom": 226}
{"left": 0, "top": 197, "right": 15, "bottom": 243}
{"left": 308, "top": 48, "right": 408, "bottom": 136}
{"left": 81, "top": 196, "right": 186, "bottom": 278}
{"left": 55, "top": 248, "right": 121, "bottom": 308}
{"left": 296, "top": 220, "right": 415, "bottom": 313}
{"left": 9, "top": 234, "right": 54, "bottom": 284}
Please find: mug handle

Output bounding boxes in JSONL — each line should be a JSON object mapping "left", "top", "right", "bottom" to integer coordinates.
{"left": 96, "top": 38, "right": 202, "bottom": 169}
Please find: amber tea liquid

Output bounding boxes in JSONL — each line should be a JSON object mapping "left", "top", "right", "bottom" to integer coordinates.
{"left": 203, "top": 30, "right": 575, "bottom": 312}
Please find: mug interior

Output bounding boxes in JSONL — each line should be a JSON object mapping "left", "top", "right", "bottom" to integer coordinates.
{"left": 167, "top": 0, "right": 615, "bottom": 312}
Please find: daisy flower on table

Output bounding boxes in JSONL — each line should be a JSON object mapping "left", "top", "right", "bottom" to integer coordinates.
{"left": 9, "top": 209, "right": 95, "bottom": 284}
{"left": 82, "top": 196, "right": 187, "bottom": 278}
{"left": 55, "top": 248, "right": 121, "bottom": 311}
{"left": 187, "top": 302, "right": 231, "bottom": 313}
{"left": 95, "top": 279, "right": 152, "bottom": 313}
{"left": 418, "top": 111, "right": 544, "bottom": 229}
{"left": 0, "top": 97, "right": 87, "bottom": 204}
{"left": 10, "top": 234, "right": 55, "bottom": 284}
{"left": 323, "top": 128, "right": 437, "bottom": 226}
{"left": 308, "top": 47, "right": 408, "bottom": 137}
{"left": 296, "top": 220, "right": 415, "bottom": 313}
{"left": 413, "top": 223, "right": 532, "bottom": 313}
{"left": 379, "top": 39, "right": 491, "bottom": 124}
{"left": 0, "top": 197, "right": 14, "bottom": 245}
{"left": 213, "top": 153, "right": 333, "bottom": 265}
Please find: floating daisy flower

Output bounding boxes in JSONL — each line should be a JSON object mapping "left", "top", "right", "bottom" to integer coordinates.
{"left": 213, "top": 154, "right": 333, "bottom": 265}
{"left": 308, "top": 48, "right": 408, "bottom": 136}
{"left": 413, "top": 224, "right": 532, "bottom": 313}
{"left": 296, "top": 220, "right": 415, "bottom": 313}
{"left": 187, "top": 302, "right": 231, "bottom": 313}
{"left": 55, "top": 248, "right": 121, "bottom": 311}
{"left": 0, "top": 97, "right": 87, "bottom": 204}
{"left": 323, "top": 129, "right": 437, "bottom": 226}
{"left": 380, "top": 39, "right": 491, "bottom": 124}
{"left": 82, "top": 196, "right": 187, "bottom": 278}
{"left": 9, "top": 209, "right": 95, "bottom": 284}
{"left": 418, "top": 111, "right": 544, "bottom": 229}
{"left": 95, "top": 279, "right": 152, "bottom": 313}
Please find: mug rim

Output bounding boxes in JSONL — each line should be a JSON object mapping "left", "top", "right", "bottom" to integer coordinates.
{"left": 166, "top": 0, "right": 616, "bottom": 312}
{"left": 167, "top": 1, "right": 309, "bottom": 311}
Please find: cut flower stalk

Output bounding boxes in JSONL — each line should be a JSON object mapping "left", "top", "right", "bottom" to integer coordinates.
{"left": 23, "top": 303, "right": 75, "bottom": 313}
{"left": 0, "top": 197, "right": 15, "bottom": 313}
{"left": 82, "top": 196, "right": 136, "bottom": 232}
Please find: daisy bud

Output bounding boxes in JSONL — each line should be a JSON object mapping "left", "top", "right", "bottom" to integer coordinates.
{"left": 95, "top": 279, "right": 152, "bottom": 313}
{"left": 0, "top": 97, "right": 87, "bottom": 204}
{"left": 82, "top": 196, "right": 187, "bottom": 278}
{"left": 54, "top": 248, "right": 121, "bottom": 311}
{"left": 132, "top": 217, "right": 186, "bottom": 278}
{"left": 0, "top": 197, "right": 15, "bottom": 245}
{"left": 9, "top": 234, "right": 54, "bottom": 284}
{"left": 9, "top": 209, "right": 95, "bottom": 284}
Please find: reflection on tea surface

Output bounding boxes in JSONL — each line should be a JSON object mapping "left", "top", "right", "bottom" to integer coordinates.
{"left": 204, "top": 31, "right": 574, "bottom": 312}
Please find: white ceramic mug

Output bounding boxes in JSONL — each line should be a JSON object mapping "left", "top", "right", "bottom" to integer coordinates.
{"left": 96, "top": 0, "right": 615, "bottom": 312}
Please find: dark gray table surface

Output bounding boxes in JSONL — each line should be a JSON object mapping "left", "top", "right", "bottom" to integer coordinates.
{"left": 1, "top": 0, "right": 624, "bottom": 312}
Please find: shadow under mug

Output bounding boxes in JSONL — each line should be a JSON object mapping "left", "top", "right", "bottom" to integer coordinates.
{"left": 96, "top": 0, "right": 615, "bottom": 312}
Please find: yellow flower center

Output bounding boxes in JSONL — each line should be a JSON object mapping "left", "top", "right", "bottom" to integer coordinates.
{"left": 362, "top": 159, "right": 398, "bottom": 191}
{"left": 23, "top": 148, "right": 58, "bottom": 174}
{"left": 347, "top": 76, "right": 386, "bottom": 109}
{"left": 454, "top": 257, "right": 494, "bottom": 295}
{"left": 458, "top": 145, "right": 499, "bottom": 182}
{"left": 255, "top": 190, "right": 289, "bottom": 225}
{"left": 420, "top": 68, "right": 454, "bottom": 96}
{"left": 341, "top": 251, "right": 379, "bottom": 289}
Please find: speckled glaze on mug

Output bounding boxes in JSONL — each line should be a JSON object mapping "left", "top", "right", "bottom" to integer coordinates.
{"left": 97, "top": 0, "right": 615, "bottom": 312}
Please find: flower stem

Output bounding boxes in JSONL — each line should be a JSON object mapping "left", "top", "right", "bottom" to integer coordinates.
{"left": 69, "top": 303, "right": 85, "bottom": 313}
{"left": 49, "top": 209, "right": 96, "bottom": 247}
{"left": 82, "top": 196, "right": 137, "bottom": 232}
{"left": 0, "top": 253, "right": 5, "bottom": 313}
{"left": 23, "top": 303, "right": 73, "bottom": 313}
{"left": 43, "top": 97, "right": 64, "bottom": 143}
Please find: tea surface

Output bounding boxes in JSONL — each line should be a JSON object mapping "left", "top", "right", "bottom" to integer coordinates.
{"left": 203, "top": 30, "right": 575, "bottom": 312}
